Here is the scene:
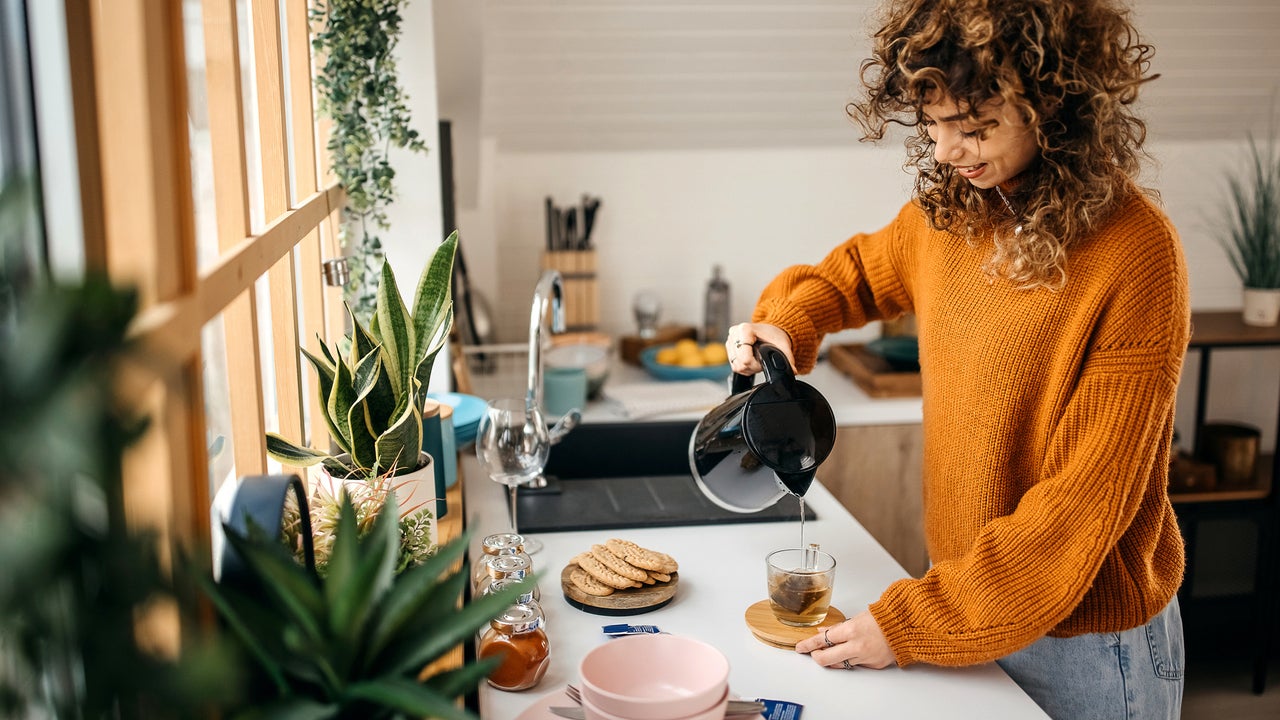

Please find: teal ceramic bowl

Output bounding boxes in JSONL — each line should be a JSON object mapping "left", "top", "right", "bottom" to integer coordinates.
{"left": 865, "top": 336, "right": 919, "bottom": 371}
{"left": 640, "top": 345, "right": 732, "bottom": 382}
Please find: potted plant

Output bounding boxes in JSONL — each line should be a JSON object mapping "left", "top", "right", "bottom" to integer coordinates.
{"left": 200, "top": 491, "right": 530, "bottom": 719}
{"left": 1216, "top": 131, "right": 1280, "bottom": 326}
{"left": 311, "top": 0, "right": 428, "bottom": 320}
{"left": 267, "top": 231, "right": 456, "bottom": 561}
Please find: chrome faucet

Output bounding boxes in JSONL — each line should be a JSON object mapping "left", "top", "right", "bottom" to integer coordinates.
{"left": 527, "top": 270, "right": 579, "bottom": 441}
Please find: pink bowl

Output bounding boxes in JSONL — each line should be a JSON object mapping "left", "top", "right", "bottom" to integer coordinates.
{"left": 582, "top": 689, "right": 729, "bottom": 720}
{"left": 579, "top": 635, "right": 730, "bottom": 720}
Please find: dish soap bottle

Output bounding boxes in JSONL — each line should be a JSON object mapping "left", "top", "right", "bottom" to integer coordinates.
{"left": 703, "top": 265, "right": 730, "bottom": 344}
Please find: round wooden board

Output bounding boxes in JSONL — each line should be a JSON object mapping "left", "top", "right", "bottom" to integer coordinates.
{"left": 744, "top": 598, "right": 847, "bottom": 649}
{"left": 560, "top": 563, "right": 679, "bottom": 616}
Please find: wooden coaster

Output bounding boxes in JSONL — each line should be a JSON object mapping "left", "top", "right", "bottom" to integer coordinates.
{"left": 560, "top": 563, "right": 679, "bottom": 616}
{"left": 744, "top": 598, "right": 847, "bottom": 649}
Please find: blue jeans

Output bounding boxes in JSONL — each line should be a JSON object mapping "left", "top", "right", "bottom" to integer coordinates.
{"left": 995, "top": 597, "right": 1184, "bottom": 720}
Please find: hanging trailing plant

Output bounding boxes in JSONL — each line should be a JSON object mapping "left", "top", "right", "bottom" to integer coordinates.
{"left": 311, "top": 0, "right": 428, "bottom": 320}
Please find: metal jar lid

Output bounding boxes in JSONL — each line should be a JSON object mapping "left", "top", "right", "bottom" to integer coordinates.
{"left": 486, "top": 553, "right": 531, "bottom": 579}
{"left": 490, "top": 603, "right": 544, "bottom": 634}
{"left": 482, "top": 532, "right": 526, "bottom": 556}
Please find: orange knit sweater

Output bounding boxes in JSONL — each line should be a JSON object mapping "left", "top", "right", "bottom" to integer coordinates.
{"left": 753, "top": 190, "right": 1190, "bottom": 667}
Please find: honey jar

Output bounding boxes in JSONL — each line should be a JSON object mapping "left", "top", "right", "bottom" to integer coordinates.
{"left": 479, "top": 604, "right": 550, "bottom": 691}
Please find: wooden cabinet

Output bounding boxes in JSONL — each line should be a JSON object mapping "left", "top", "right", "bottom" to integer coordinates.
{"left": 821, "top": 423, "right": 928, "bottom": 577}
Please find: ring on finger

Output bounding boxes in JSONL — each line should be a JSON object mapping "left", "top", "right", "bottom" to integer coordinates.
{"left": 823, "top": 629, "right": 833, "bottom": 648}
{"left": 842, "top": 659, "right": 854, "bottom": 670}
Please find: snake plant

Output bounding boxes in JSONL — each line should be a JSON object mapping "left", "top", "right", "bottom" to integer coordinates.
{"left": 267, "top": 232, "right": 457, "bottom": 479}
{"left": 199, "top": 492, "right": 529, "bottom": 719}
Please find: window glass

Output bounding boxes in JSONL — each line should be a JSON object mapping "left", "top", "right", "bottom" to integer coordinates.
{"left": 182, "top": 1, "right": 218, "bottom": 271}
{"left": 201, "top": 314, "right": 236, "bottom": 495}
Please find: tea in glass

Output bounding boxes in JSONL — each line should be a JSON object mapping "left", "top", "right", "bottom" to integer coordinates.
{"left": 766, "top": 546, "right": 836, "bottom": 627}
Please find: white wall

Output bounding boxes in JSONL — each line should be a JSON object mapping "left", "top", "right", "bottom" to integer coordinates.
{"left": 385, "top": 0, "right": 449, "bottom": 390}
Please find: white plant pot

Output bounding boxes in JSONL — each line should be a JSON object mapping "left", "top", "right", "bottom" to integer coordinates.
{"left": 317, "top": 451, "right": 438, "bottom": 543}
{"left": 1242, "top": 287, "right": 1280, "bottom": 327}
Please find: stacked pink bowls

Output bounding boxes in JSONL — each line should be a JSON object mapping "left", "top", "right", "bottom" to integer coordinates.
{"left": 578, "top": 635, "right": 731, "bottom": 720}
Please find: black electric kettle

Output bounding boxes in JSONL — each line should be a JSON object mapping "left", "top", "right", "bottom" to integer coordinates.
{"left": 689, "top": 342, "right": 836, "bottom": 513}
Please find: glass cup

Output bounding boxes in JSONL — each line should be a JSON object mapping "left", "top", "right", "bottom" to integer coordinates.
{"left": 766, "top": 547, "right": 836, "bottom": 627}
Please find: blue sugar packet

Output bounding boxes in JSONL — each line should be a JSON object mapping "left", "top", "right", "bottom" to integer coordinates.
{"left": 601, "top": 623, "right": 662, "bottom": 637}
{"left": 755, "top": 698, "right": 803, "bottom": 720}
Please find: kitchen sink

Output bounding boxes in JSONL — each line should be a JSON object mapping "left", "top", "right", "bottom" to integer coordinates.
{"left": 516, "top": 420, "right": 814, "bottom": 533}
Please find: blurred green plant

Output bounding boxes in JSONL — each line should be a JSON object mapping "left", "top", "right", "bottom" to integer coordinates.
{"left": 200, "top": 492, "right": 528, "bottom": 719}
{"left": 0, "top": 175, "right": 234, "bottom": 718}
{"left": 311, "top": 0, "right": 428, "bottom": 319}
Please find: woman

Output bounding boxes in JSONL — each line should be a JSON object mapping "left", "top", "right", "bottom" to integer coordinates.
{"left": 730, "top": 1, "right": 1188, "bottom": 717}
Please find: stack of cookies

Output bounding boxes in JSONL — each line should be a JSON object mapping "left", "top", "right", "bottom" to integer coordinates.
{"left": 567, "top": 538, "right": 679, "bottom": 598}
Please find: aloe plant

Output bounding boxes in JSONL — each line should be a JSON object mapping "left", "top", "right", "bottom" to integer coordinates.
{"left": 199, "top": 492, "right": 529, "bottom": 720}
{"left": 267, "top": 232, "right": 457, "bottom": 479}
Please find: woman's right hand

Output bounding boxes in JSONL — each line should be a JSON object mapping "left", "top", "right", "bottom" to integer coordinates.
{"left": 725, "top": 323, "right": 796, "bottom": 376}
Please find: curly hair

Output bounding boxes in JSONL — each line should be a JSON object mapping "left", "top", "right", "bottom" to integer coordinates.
{"left": 848, "top": 0, "right": 1158, "bottom": 289}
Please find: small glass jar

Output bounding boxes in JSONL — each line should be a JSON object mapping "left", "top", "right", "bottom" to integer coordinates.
{"left": 476, "top": 553, "right": 538, "bottom": 601}
{"left": 483, "top": 578, "right": 542, "bottom": 621}
{"left": 473, "top": 533, "right": 533, "bottom": 591}
{"left": 478, "top": 603, "right": 550, "bottom": 691}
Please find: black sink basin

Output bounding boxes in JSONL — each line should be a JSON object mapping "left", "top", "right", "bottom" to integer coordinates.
{"left": 516, "top": 420, "right": 814, "bottom": 533}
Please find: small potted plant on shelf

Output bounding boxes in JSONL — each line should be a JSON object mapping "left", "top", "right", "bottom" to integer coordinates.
{"left": 267, "top": 231, "right": 457, "bottom": 567}
{"left": 1215, "top": 131, "right": 1280, "bottom": 326}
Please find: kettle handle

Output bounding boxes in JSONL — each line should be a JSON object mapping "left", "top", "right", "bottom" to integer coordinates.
{"left": 731, "top": 342, "right": 797, "bottom": 394}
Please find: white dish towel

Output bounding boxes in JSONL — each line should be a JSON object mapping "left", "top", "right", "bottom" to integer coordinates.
{"left": 603, "top": 379, "right": 730, "bottom": 419}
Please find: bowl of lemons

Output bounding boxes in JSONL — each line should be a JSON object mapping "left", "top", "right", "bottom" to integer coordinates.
{"left": 639, "top": 338, "right": 732, "bottom": 382}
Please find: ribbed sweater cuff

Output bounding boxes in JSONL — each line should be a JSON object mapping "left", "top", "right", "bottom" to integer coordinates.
{"left": 752, "top": 299, "right": 820, "bottom": 372}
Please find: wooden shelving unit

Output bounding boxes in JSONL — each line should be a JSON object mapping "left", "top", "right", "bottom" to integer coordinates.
{"left": 1170, "top": 311, "right": 1279, "bottom": 695}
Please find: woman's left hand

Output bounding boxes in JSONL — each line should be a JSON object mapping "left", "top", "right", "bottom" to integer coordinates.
{"left": 794, "top": 610, "right": 896, "bottom": 670}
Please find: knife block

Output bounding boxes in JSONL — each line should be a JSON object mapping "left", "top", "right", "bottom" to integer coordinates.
{"left": 541, "top": 250, "right": 597, "bottom": 331}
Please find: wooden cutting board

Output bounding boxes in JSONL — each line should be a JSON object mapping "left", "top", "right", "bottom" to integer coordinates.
{"left": 744, "top": 599, "right": 847, "bottom": 649}
{"left": 560, "top": 563, "right": 679, "bottom": 616}
{"left": 828, "top": 344, "right": 921, "bottom": 398}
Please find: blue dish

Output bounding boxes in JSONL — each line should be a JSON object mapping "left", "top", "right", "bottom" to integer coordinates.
{"left": 428, "top": 392, "right": 485, "bottom": 444}
{"left": 640, "top": 345, "right": 733, "bottom": 382}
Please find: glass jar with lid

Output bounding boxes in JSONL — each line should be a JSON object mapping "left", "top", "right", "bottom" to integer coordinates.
{"left": 473, "top": 533, "right": 533, "bottom": 591}
{"left": 476, "top": 553, "right": 538, "bottom": 601}
{"left": 483, "top": 578, "right": 541, "bottom": 617}
{"left": 478, "top": 603, "right": 550, "bottom": 691}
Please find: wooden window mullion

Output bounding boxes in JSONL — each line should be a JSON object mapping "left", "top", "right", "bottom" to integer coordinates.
{"left": 284, "top": 0, "right": 332, "bottom": 451}
{"left": 201, "top": 0, "right": 267, "bottom": 477}
{"left": 84, "top": 0, "right": 209, "bottom": 655}
{"left": 251, "top": 0, "right": 304, "bottom": 447}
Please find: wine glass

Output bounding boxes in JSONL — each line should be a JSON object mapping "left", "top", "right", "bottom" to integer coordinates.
{"left": 476, "top": 397, "right": 550, "bottom": 554}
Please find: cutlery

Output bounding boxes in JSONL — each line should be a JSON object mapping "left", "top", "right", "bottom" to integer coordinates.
{"left": 550, "top": 706, "right": 765, "bottom": 720}
{"left": 563, "top": 685, "right": 765, "bottom": 716}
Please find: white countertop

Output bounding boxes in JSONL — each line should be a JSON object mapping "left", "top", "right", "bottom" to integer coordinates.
{"left": 578, "top": 359, "right": 923, "bottom": 427}
{"left": 463, "top": 455, "right": 1047, "bottom": 720}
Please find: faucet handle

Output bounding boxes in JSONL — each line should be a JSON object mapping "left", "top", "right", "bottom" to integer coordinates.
{"left": 548, "top": 409, "right": 581, "bottom": 445}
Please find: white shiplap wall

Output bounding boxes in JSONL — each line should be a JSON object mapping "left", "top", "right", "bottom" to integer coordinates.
{"left": 476, "top": 0, "right": 1280, "bottom": 153}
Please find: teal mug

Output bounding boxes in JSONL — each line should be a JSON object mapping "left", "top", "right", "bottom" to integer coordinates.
{"left": 543, "top": 366, "right": 587, "bottom": 419}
